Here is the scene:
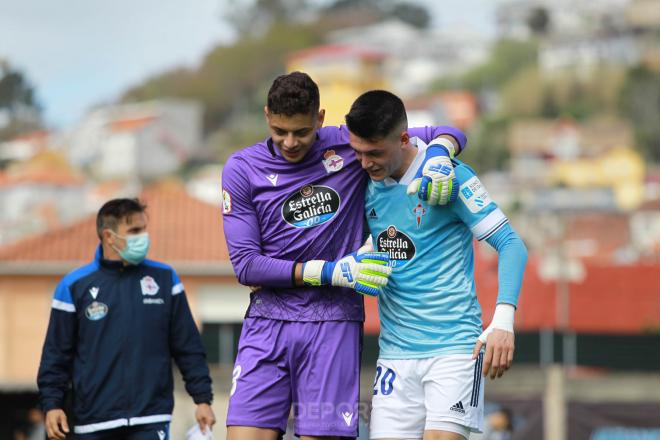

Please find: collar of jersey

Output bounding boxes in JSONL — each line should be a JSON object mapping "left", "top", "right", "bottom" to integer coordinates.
{"left": 372, "top": 137, "right": 428, "bottom": 188}
{"left": 267, "top": 133, "right": 321, "bottom": 164}
{"left": 95, "top": 244, "right": 137, "bottom": 271}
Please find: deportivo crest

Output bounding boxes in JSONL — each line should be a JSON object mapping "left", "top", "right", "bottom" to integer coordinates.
{"left": 281, "top": 185, "right": 341, "bottom": 228}
{"left": 85, "top": 301, "right": 108, "bottom": 321}
{"left": 140, "top": 276, "right": 159, "bottom": 296}
{"left": 322, "top": 149, "right": 344, "bottom": 173}
{"left": 222, "top": 189, "right": 232, "bottom": 214}
{"left": 377, "top": 225, "right": 416, "bottom": 268}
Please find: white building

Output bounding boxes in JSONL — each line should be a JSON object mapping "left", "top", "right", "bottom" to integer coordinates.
{"left": 67, "top": 99, "right": 203, "bottom": 181}
{"left": 496, "top": 0, "right": 631, "bottom": 40}
{"left": 326, "top": 19, "right": 490, "bottom": 96}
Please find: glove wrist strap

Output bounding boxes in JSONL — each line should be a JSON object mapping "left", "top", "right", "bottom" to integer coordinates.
{"left": 302, "top": 260, "right": 328, "bottom": 286}
{"left": 321, "top": 261, "right": 335, "bottom": 285}
{"left": 429, "top": 137, "right": 456, "bottom": 159}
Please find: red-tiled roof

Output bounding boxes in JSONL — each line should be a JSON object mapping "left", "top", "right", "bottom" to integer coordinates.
{"left": 0, "top": 151, "right": 85, "bottom": 187}
{"left": 109, "top": 115, "right": 157, "bottom": 132}
{"left": 0, "top": 171, "right": 84, "bottom": 187}
{"left": 288, "top": 44, "right": 385, "bottom": 62}
{"left": 0, "top": 181, "right": 229, "bottom": 264}
{"left": 10, "top": 130, "right": 50, "bottom": 142}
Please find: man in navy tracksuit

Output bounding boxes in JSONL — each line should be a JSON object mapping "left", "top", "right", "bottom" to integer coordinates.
{"left": 37, "top": 198, "right": 215, "bottom": 439}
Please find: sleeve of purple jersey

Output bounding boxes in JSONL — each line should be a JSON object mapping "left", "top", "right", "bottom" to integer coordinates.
{"left": 407, "top": 126, "right": 467, "bottom": 155}
{"left": 221, "top": 156, "right": 296, "bottom": 287}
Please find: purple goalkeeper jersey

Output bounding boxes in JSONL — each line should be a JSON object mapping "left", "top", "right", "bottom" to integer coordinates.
{"left": 221, "top": 124, "right": 466, "bottom": 322}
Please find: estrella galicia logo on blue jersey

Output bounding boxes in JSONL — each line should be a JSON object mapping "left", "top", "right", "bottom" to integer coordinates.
{"left": 282, "top": 185, "right": 341, "bottom": 228}
{"left": 377, "top": 225, "right": 416, "bottom": 268}
{"left": 85, "top": 301, "right": 108, "bottom": 321}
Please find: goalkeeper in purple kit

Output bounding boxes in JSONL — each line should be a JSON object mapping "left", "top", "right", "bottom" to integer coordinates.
{"left": 221, "top": 71, "right": 467, "bottom": 440}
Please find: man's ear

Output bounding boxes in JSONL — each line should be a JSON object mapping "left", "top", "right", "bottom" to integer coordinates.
{"left": 317, "top": 109, "right": 326, "bottom": 128}
{"left": 400, "top": 130, "right": 410, "bottom": 147}
{"left": 102, "top": 229, "right": 114, "bottom": 246}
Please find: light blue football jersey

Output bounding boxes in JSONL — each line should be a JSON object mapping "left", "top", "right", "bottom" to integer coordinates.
{"left": 365, "top": 138, "right": 509, "bottom": 359}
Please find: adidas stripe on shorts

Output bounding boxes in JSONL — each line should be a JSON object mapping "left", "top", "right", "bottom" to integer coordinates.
{"left": 370, "top": 353, "right": 485, "bottom": 439}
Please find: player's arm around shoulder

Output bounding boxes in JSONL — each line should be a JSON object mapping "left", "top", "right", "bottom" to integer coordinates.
{"left": 406, "top": 127, "right": 467, "bottom": 206}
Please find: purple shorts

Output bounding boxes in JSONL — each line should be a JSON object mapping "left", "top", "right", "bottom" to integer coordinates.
{"left": 226, "top": 317, "right": 362, "bottom": 437}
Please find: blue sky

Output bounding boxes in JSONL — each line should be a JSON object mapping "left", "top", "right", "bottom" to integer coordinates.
{"left": 0, "top": 0, "right": 497, "bottom": 129}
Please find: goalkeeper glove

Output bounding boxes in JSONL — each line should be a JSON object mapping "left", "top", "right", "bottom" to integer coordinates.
{"left": 302, "top": 251, "right": 391, "bottom": 296}
{"left": 406, "top": 137, "right": 459, "bottom": 206}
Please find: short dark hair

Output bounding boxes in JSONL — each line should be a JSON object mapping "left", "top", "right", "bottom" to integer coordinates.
{"left": 96, "top": 198, "right": 147, "bottom": 240}
{"left": 267, "top": 71, "right": 320, "bottom": 116}
{"left": 345, "top": 90, "right": 408, "bottom": 141}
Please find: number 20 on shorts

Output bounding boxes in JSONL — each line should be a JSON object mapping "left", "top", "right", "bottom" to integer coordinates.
{"left": 373, "top": 366, "right": 396, "bottom": 395}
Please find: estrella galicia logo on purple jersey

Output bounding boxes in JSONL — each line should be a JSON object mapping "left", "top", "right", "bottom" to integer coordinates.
{"left": 377, "top": 225, "right": 416, "bottom": 268}
{"left": 281, "top": 185, "right": 341, "bottom": 228}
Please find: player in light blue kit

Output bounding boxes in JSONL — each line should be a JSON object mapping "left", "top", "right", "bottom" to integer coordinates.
{"left": 345, "top": 91, "right": 528, "bottom": 440}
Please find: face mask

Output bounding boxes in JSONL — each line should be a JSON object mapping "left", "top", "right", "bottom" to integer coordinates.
{"left": 110, "top": 231, "right": 150, "bottom": 265}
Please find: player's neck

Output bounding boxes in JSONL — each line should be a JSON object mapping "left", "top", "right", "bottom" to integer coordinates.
{"left": 391, "top": 143, "right": 416, "bottom": 181}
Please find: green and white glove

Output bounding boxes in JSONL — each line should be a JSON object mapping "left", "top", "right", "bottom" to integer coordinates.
{"left": 302, "top": 251, "right": 392, "bottom": 296}
{"left": 406, "top": 137, "right": 459, "bottom": 205}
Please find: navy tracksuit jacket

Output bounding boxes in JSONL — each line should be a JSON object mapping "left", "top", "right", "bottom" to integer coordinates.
{"left": 37, "top": 246, "right": 213, "bottom": 435}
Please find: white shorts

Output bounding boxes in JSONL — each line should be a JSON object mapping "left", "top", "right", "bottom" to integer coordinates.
{"left": 370, "top": 353, "right": 485, "bottom": 440}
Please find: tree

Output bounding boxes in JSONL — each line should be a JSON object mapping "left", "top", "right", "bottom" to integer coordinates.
{"left": 224, "top": 0, "right": 312, "bottom": 37}
{"left": 434, "top": 39, "right": 539, "bottom": 94}
{"left": 122, "top": 21, "right": 323, "bottom": 134}
{"left": 527, "top": 7, "right": 550, "bottom": 36}
{"left": 390, "top": 2, "right": 430, "bottom": 28}
{"left": 321, "top": 0, "right": 430, "bottom": 28}
{"left": 460, "top": 116, "right": 511, "bottom": 173}
{"left": 0, "top": 62, "right": 41, "bottom": 140}
{"left": 0, "top": 62, "right": 38, "bottom": 115}
{"left": 619, "top": 66, "right": 660, "bottom": 161}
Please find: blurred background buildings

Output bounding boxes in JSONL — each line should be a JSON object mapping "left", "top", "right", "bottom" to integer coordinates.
{"left": 2, "top": 0, "right": 660, "bottom": 438}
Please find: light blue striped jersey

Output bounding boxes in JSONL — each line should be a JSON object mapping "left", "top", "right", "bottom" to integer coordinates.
{"left": 365, "top": 138, "right": 509, "bottom": 359}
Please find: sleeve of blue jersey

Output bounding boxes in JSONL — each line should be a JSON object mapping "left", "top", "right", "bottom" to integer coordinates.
{"left": 51, "top": 262, "right": 98, "bottom": 313}
{"left": 171, "top": 268, "right": 184, "bottom": 295}
{"left": 485, "top": 224, "right": 528, "bottom": 307}
{"left": 452, "top": 163, "right": 509, "bottom": 241}
{"left": 52, "top": 282, "right": 75, "bottom": 312}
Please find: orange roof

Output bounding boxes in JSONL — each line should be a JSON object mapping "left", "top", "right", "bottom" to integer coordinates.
{"left": 0, "top": 171, "right": 84, "bottom": 187}
{"left": 405, "top": 91, "right": 479, "bottom": 130}
{"left": 109, "top": 115, "right": 157, "bottom": 132}
{"left": 288, "top": 44, "right": 385, "bottom": 63}
{"left": 0, "top": 150, "right": 85, "bottom": 187}
{"left": 11, "top": 130, "right": 50, "bottom": 142}
{"left": 0, "top": 181, "right": 230, "bottom": 265}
